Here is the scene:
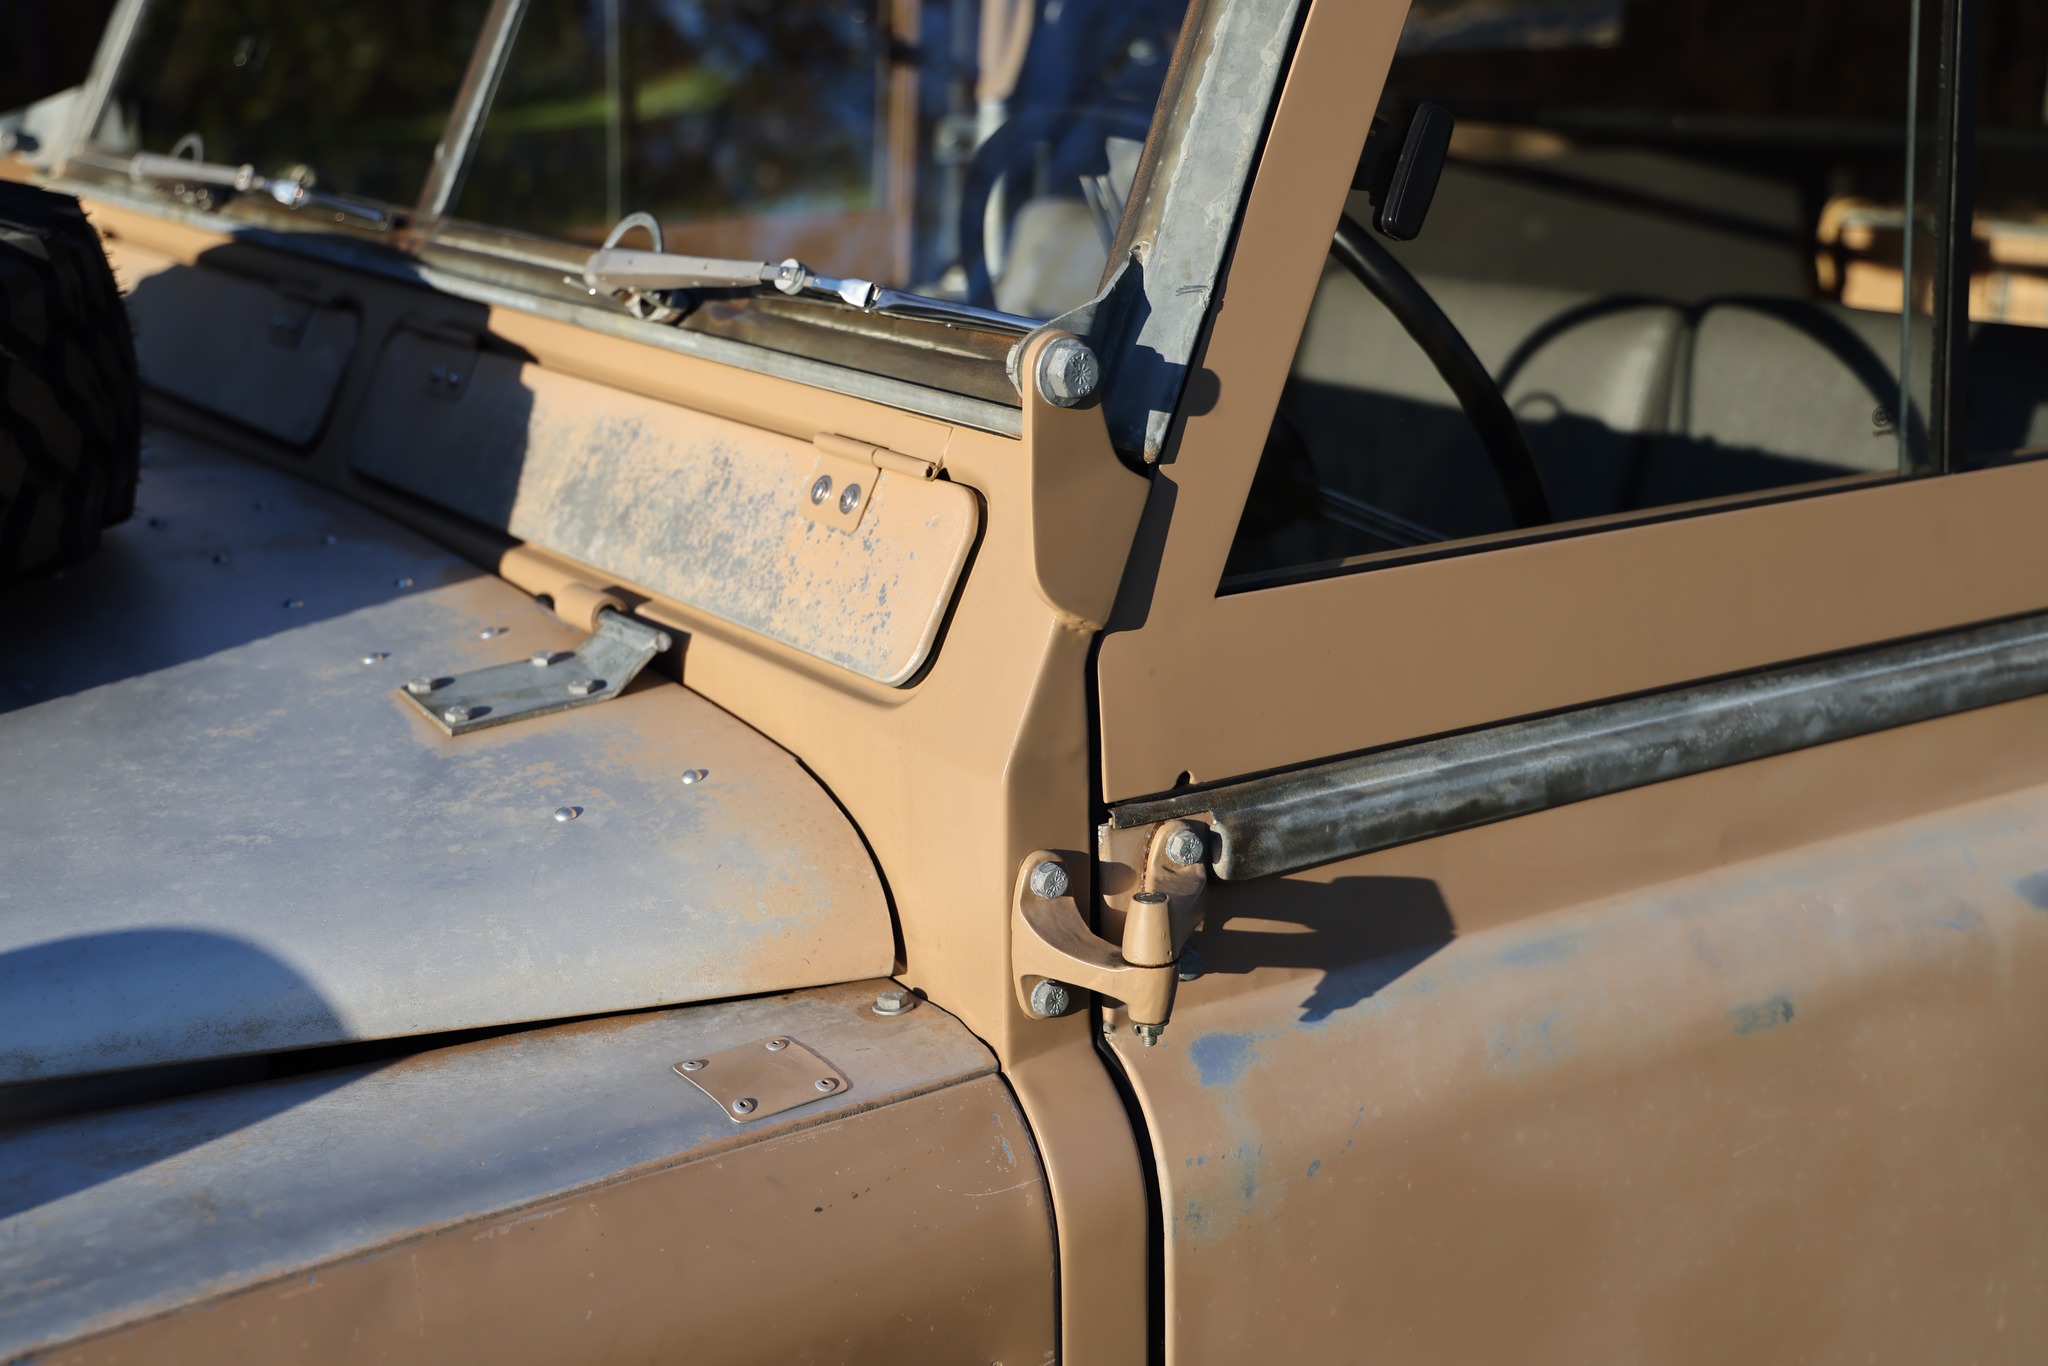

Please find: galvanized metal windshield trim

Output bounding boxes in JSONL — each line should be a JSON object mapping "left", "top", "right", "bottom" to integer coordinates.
{"left": 408, "top": 259, "right": 1026, "bottom": 437}
{"left": 414, "top": 0, "right": 531, "bottom": 220}
{"left": 51, "top": 0, "right": 150, "bottom": 168}
{"left": 1092, "top": 0, "right": 1307, "bottom": 461}
{"left": 1110, "top": 611, "right": 2048, "bottom": 881}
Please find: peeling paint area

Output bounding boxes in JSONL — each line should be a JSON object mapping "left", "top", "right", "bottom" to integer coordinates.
{"left": 349, "top": 344, "right": 977, "bottom": 684}
{"left": 1727, "top": 993, "right": 1796, "bottom": 1036}
{"left": 1128, "top": 776, "right": 2048, "bottom": 1313}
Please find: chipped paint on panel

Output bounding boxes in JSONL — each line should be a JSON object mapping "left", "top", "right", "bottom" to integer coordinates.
{"left": 1119, "top": 778, "right": 2048, "bottom": 1363}
{"left": 347, "top": 333, "right": 978, "bottom": 685}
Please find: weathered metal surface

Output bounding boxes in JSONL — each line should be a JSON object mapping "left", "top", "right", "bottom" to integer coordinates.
{"left": 1100, "top": 0, "right": 1306, "bottom": 460}
{"left": 0, "top": 982, "right": 1027, "bottom": 1362}
{"left": 674, "top": 1033, "right": 848, "bottom": 1121}
{"left": 1112, "top": 610, "right": 2048, "bottom": 880}
{"left": 1114, "top": 777, "right": 2048, "bottom": 1364}
{"left": 0, "top": 433, "right": 891, "bottom": 1084}
{"left": 347, "top": 327, "right": 980, "bottom": 685}
{"left": 120, "top": 250, "right": 359, "bottom": 446}
{"left": 396, "top": 608, "right": 670, "bottom": 735}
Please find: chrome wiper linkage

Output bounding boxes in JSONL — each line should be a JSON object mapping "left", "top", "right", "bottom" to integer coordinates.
{"left": 578, "top": 246, "right": 1037, "bottom": 335}
{"left": 128, "top": 136, "right": 393, "bottom": 230}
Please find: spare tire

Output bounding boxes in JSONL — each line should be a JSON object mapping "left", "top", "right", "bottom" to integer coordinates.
{"left": 0, "top": 179, "right": 140, "bottom": 583}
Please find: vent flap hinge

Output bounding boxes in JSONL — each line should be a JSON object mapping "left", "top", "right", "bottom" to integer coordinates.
{"left": 397, "top": 608, "right": 671, "bottom": 736}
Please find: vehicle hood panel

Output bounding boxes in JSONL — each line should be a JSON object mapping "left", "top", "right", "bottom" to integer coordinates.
{"left": 0, "top": 435, "right": 892, "bottom": 1084}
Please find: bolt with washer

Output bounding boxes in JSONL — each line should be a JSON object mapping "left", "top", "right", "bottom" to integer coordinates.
{"left": 731, "top": 1097, "right": 757, "bottom": 1116}
{"left": 1028, "top": 979, "right": 1073, "bottom": 1018}
{"left": 809, "top": 474, "right": 833, "bottom": 505}
{"left": 1028, "top": 860, "right": 1070, "bottom": 901}
{"left": 873, "top": 987, "right": 916, "bottom": 1016}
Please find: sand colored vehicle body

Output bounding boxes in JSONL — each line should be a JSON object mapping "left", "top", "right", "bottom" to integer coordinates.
{"left": 5, "top": 0, "right": 2048, "bottom": 1360}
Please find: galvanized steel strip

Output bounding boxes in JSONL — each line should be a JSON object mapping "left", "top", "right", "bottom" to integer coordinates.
{"left": 1111, "top": 611, "right": 2048, "bottom": 880}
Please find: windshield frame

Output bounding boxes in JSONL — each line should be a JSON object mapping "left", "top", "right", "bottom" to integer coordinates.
{"left": 55, "top": 0, "right": 1311, "bottom": 447}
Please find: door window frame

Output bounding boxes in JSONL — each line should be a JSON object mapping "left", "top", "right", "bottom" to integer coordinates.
{"left": 1095, "top": 0, "right": 2036, "bottom": 804}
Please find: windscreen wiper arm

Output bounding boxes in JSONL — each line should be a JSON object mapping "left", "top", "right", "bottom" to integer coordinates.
{"left": 129, "top": 141, "right": 393, "bottom": 231}
{"left": 579, "top": 247, "right": 1037, "bottom": 334}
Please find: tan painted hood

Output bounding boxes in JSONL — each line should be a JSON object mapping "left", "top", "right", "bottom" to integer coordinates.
{"left": 0, "top": 437, "right": 893, "bottom": 1084}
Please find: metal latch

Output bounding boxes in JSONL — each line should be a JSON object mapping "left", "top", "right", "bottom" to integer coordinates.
{"left": 398, "top": 608, "right": 671, "bottom": 735}
{"left": 1012, "top": 818, "right": 1210, "bottom": 1045}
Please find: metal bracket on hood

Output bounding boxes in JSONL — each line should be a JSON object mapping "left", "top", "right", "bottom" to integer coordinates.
{"left": 398, "top": 608, "right": 671, "bottom": 736}
{"left": 674, "top": 1035, "right": 849, "bottom": 1123}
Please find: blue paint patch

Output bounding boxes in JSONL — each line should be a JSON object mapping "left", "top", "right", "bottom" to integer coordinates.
{"left": 1937, "top": 903, "right": 1984, "bottom": 932}
{"left": 1180, "top": 1198, "right": 1210, "bottom": 1236}
{"left": 1484, "top": 1010, "right": 1574, "bottom": 1075}
{"left": 1189, "top": 1032, "right": 1261, "bottom": 1087}
{"left": 2015, "top": 871, "right": 2048, "bottom": 910}
{"left": 1306, "top": 1159, "right": 1321, "bottom": 1178}
{"left": 1496, "top": 931, "right": 1587, "bottom": 969}
{"left": 1727, "top": 993, "right": 1796, "bottom": 1036}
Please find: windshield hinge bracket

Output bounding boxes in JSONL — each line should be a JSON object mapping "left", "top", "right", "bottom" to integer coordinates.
{"left": 397, "top": 608, "right": 671, "bottom": 736}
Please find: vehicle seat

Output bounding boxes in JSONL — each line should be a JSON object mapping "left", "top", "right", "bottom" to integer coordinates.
{"left": 1283, "top": 261, "right": 1688, "bottom": 536}
{"left": 1634, "top": 299, "right": 1917, "bottom": 506}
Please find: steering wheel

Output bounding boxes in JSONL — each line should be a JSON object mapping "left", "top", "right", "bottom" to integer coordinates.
{"left": 1330, "top": 213, "right": 1552, "bottom": 528}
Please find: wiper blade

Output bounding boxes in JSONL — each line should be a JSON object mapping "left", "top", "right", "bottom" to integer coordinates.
{"left": 129, "top": 142, "right": 393, "bottom": 231}
{"left": 579, "top": 247, "right": 1037, "bottom": 335}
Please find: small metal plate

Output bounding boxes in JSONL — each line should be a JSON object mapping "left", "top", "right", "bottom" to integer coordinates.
{"left": 397, "top": 609, "right": 670, "bottom": 735}
{"left": 674, "top": 1036, "right": 849, "bottom": 1123}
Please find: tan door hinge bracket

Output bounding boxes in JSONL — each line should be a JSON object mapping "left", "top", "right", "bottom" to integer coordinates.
{"left": 1013, "top": 824, "right": 1209, "bottom": 1045}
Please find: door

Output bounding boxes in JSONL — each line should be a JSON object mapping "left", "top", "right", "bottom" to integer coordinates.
{"left": 1096, "top": 0, "right": 2048, "bottom": 1359}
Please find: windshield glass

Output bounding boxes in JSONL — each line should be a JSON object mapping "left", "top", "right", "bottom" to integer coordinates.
{"left": 451, "top": 0, "right": 1189, "bottom": 320}
{"left": 91, "top": 0, "right": 493, "bottom": 210}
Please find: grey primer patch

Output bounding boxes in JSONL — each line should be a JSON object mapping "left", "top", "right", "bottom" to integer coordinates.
{"left": 1727, "top": 994, "right": 1796, "bottom": 1037}
{"left": 2014, "top": 871, "right": 2048, "bottom": 910}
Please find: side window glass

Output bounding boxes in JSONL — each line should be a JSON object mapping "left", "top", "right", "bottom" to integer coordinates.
{"left": 1225, "top": 0, "right": 2044, "bottom": 586}
{"left": 447, "top": 0, "right": 1188, "bottom": 319}
{"left": 1956, "top": 1, "right": 2048, "bottom": 467}
{"left": 88, "top": 0, "right": 493, "bottom": 212}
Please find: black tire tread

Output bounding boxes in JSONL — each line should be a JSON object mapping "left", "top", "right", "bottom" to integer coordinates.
{"left": 0, "top": 179, "right": 141, "bottom": 583}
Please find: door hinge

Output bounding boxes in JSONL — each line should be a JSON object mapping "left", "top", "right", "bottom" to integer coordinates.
{"left": 1012, "top": 818, "right": 1210, "bottom": 1044}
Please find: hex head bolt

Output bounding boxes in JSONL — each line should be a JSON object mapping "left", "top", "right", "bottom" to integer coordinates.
{"left": 1027, "top": 860, "right": 1070, "bottom": 901}
{"left": 873, "top": 987, "right": 916, "bottom": 1016}
{"left": 1163, "top": 828, "right": 1207, "bottom": 867}
{"left": 1036, "top": 336, "right": 1102, "bottom": 408}
{"left": 1028, "top": 979, "right": 1073, "bottom": 1018}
